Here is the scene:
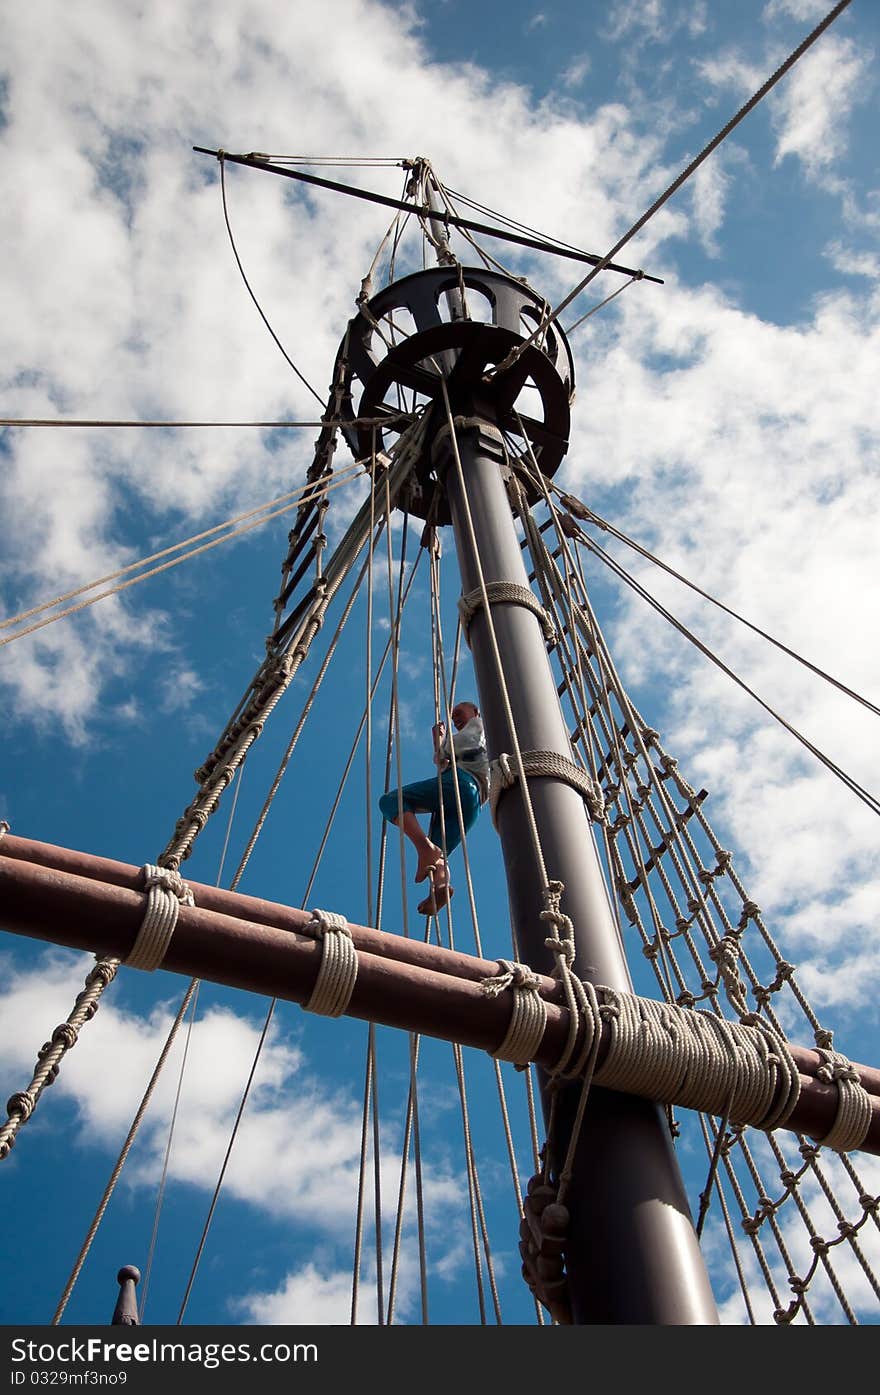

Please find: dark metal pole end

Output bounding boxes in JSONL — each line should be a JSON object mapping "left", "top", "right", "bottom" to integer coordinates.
{"left": 111, "top": 1265, "right": 141, "bottom": 1326}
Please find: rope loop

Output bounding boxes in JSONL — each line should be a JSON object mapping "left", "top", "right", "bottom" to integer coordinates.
{"left": 708, "top": 934, "right": 750, "bottom": 1018}
{"left": 6, "top": 1091, "right": 35, "bottom": 1124}
{"left": 125, "top": 864, "right": 195, "bottom": 972}
{"left": 304, "top": 908, "right": 358, "bottom": 1018}
{"left": 458, "top": 582, "right": 556, "bottom": 647}
{"left": 483, "top": 958, "right": 548, "bottom": 1066}
{"left": 813, "top": 1048, "right": 874, "bottom": 1152}
{"left": 489, "top": 750, "right": 604, "bottom": 830}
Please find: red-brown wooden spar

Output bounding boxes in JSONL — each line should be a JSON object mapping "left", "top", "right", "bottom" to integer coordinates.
{"left": 2, "top": 833, "right": 878, "bottom": 1156}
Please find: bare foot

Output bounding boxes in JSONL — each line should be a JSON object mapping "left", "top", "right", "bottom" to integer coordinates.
{"left": 418, "top": 881, "right": 454, "bottom": 916}
{"left": 415, "top": 844, "right": 445, "bottom": 883}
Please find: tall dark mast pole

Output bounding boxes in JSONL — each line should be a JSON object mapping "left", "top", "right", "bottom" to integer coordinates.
{"left": 439, "top": 419, "right": 719, "bottom": 1324}
{"left": 338, "top": 259, "right": 719, "bottom": 1323}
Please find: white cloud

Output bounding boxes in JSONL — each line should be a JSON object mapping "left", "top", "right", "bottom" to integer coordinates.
{"left": 234, "top": 1262, "right": 369, "bottom": 1324}
{"left": 0, "top": 0, "right": 676, "bottom": 734}
{"left": 561, "top": 54, "right": 591, "bottom": 90}
{"left": 689, "top": 152, "right": 731, "bottom": 256}
{"left": 772, "top": 37, "right": 869, "bottom": 176}
{"left": 764, "top": 0, "right": 830, "bottom": 21}
{"left": 0, "top": 947, "right": 489, "bottom": 1323}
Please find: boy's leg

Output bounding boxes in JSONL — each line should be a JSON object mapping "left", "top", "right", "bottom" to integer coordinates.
{"left": 380, "top": 780, "right": 448, "bottom": 886}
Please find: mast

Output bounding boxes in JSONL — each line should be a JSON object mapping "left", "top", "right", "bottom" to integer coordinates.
{"left": 338, "top": 258, "right": 719, "bottom": 1322}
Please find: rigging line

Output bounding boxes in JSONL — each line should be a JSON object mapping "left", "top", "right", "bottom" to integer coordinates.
{"left": 696, "top": 1113, "right": 757, "bottom": 1324}
{"left": 228, "top": 525, "right": 390, "bottom": 895}
{"left": 358, "top": 170, "right": 412, "bottom": 303}
{"left": 431, "top": 177, "right": 518, "bottom": 279}
{"left": 51, "top": 979, "right": 200, "bottom": 1325}
{"left": 178, "top": 506, "right": 408, "bottom": 1326}
{"left": 523, "top": 474, "right": 720, "bottom": 1002}
{"left": 563, "top": 273, "right": 639, "bottom": 335}
{"left": 140, "top": 765, "right": 244, "bottom": 1321}
{"left": 359, "top": 539, "right": 426, "bottom": 1323}
{"left": 560, "top": 521, "right": 832, "bottom": 1018}
{"left": 439, "top": 382, "right": 551, "bottom": 889}
{"left": 176, "top": 1002, "right": 277, "bottom": 1324}
{"left": 0, "top": 466, "right": 367, "bottom": 646}
{"left": 196, "top": 148, "right": 663, "bottom": 284}
{"left": 581, "top": 531, "right": 880, "bottom": 818}
{"left": 260, "top": 156, "right": 410, "bottom": 167}
{"left": 428, "top": 546, "right": 541, "bottom": 1319}
{"left": 0, "top": 415, "right": 412, "bottom": 428}
{"left": 351, "top": 1029, "right": 377, "bottom": 1326}
{"left": 138, "top": 981, "right": 202, "bottom": 1322}
{"left": 219, "top": 155, "right": 327, "bottom": 409}
{"left": 516, "top": 463, "right": 693, "bottom": 1001}
{"left": 0, "top": 460, "right": 366, "bottom": 634}
{"left": 380, "top": 514, "right": 429, "bottom": 1328}
{"left": 552, "top": 489, "right": 880, "bottom": 719}
{"left": 491, "top": 0, "right": 853, "bottom": 374}
{"left": 440, "top": 183, "right": 603, "bottom": 260}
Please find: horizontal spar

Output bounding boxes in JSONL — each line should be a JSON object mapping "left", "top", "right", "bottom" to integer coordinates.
{"left": 1, "top": 833, "right": 878, "bottom": 1154}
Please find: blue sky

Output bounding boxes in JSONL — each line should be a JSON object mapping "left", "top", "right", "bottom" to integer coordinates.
{"left": 1, "top": 0, "right": 879, "bottom": 1330}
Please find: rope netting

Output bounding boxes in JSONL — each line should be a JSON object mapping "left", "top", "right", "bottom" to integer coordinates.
{"left": 501, "top": 452, "right": 880, "bottom": 1325}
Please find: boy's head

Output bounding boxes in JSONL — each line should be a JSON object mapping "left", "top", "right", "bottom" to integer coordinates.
{"left": 451, "top": 701, "right": 479, "bottom": 730}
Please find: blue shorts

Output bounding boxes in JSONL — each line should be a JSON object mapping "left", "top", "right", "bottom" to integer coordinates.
{"left": 379, "top": 768, "right": 482, "bottom": 855}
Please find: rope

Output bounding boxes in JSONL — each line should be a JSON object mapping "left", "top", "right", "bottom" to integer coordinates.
{"left": 304, "top": 909, "right": 359, "bottom": 1018}
{"left": 489, "top": 749, "right": 605, "bottom": 829}
{"left": 814, "top": 1050, "right": 876, "bottom": 1153}
{"left": 458, "top": 581, "right": 556, "bottom": 646}
{"left": 534, "top": 985, "right": 808, "bottom": 1137}
{"left": 0, "top": 464, "right": 369, "bottom": 648}
{"left": 0, "top": 958, "right": 119, "bottom": 1163}
{"left": 219, "top": 155, "right": 326, "bottom": 408}
{"left": 573, "top": 525, "right": 880, "bottom": 820}
{"left": 0, "top": 415, "right": 411, "bottom": 428}
{"left": 51, "top": 977, "right": 199, "bottom": 1323}
{"left": 125, "top": 866, "right": 194, "bottom": 971}
{"left": 554, "top": 488, "right": 880, "bottom": 719}
{"left": 482, "top": 960, "right": 548, "bottom": 1066}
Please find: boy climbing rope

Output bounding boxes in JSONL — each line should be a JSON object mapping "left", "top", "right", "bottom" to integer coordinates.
{"left": 379, "top": 700, "right": 489, "bottom": 915}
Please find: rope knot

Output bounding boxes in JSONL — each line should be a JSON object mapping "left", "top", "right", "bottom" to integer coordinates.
{"left": 543, "top": 935, "right": 574, "bottom": 965}
{"left": 51, "top": 1023, "right": 79, "bottom": 1050}
{"left": 484, "top": 960, "right": 547, "bottom": 1066}
{"left": 304, "top": 908, "right": 358, "bottom": 1017}
{"left": 125, "top": 865, "right": 194, "bottom": 972}
{"left": 309, "top": 908, "right": 351, "bottom": 939}
{"left": 143, "top": 868, "right": 194, "bottom": 906}
{"left": 6, "top": 1091, "right": 35, "bottom": 1123}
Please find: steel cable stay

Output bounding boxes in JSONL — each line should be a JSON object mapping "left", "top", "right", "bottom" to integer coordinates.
{"left": 546, "top": 484, "right": 880, "bottom": 719}
{"left": 219, "top": 154, "right": 326, "bottom": 409}
{"left": 489, "top": 0, "right": 854, "bottom": 379}
{"left": 574, "top": 527, "right": 880, "bottom": 820}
